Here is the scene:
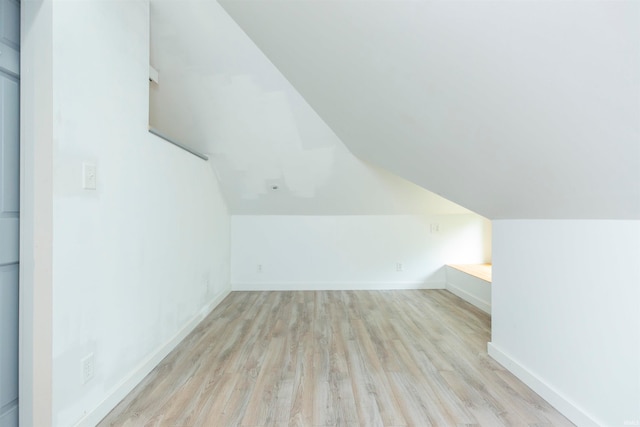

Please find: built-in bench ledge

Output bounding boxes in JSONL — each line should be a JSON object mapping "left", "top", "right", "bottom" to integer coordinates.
{"left": 445, "top": 264, "right": 492, "bottom": 314}
{"left": 447, "top": 263, "right": 492, "bottom": 283}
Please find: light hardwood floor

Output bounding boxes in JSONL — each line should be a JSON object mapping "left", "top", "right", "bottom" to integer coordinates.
{"left": 98, "top": 290, "right": 574, "bottom": 427}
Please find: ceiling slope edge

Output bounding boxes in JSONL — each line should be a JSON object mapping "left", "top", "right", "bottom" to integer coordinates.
{"left": 219, "top": 0, "right": 640, "bottom": 220}
{"left": 150, "top": 0, "right": 475, "bottom": 216}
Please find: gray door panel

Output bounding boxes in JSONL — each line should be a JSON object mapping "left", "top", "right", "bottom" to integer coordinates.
{"left": 0, "top": 0, "right": 19, "bottom": 49}
{"left": 0, "top": 218, "right": 18, "bottom": 264}
{"left": 0, "top": 405, "right": 17, "bottom": 427}
{"left": 1, "top": 75, "right": 19, "bottom": 213}
{"left": 0, "top": 266, "right": 18, "bottom": 408}
{"left": 0, "top": 0, "right": 19, "bottom": 425}
{"left": 0, "top": 73, "right": 19, "bottom": 265}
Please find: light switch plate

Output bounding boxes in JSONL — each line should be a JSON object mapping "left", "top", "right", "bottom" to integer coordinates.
{"left": 83, "top": 163, "right": 97, "bottom": 190}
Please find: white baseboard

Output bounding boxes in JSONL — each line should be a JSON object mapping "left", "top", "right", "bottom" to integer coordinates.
{"left": 444, "top": 266, "right": 491, "bottom": 314}
{"left": 74, "top": 288, "right": 232, "bottom": 427}
{"left": 232, "top": 281, "right": 446, "bottom": 291}
{"left": 487, "top": 343, "right": 603, "bottom": 427}
{"left": 445, "top": 282, "right": 491, "bottom": 314}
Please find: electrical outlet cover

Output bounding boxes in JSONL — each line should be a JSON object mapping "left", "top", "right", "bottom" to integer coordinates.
{"left": 81, "top": 353, "right": 95, "bottom": 384}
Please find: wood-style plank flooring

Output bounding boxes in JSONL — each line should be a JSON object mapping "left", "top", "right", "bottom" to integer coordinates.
{"left": 98, "top": 290, "right": 574, "bottom": 426}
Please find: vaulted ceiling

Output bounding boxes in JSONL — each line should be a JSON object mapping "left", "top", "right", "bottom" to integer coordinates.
{"left": 151, "top": 0, "right": 639, "bottom": 219}
{"left": 149, "top": 0, "right": 471, "bottom": 215}
{"left": 218, "top": 0, "right": 640, "bottom": 219}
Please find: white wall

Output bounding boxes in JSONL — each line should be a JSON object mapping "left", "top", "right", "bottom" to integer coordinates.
{"left": 489, "top": 220, "right": 640, "bottom": 427}
{"left": 20, "top": 0, "right": 54, "bottom": 425}
{"left": 22, "top": 2, "right": 231, "bottom": 426}
{"left": 231, "top": 214, "right": 490, "bottom": 290}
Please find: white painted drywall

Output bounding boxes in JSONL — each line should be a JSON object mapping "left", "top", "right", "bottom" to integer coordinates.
{"left": 220, "top": 0, "right": 640, "bottom": 220}
{"left": 149, "top": 0, "right": 471, "bottom": 216}
{"left": 445, "top": 267, "right": 491, "bottom": 314}
{"left": 20, "top": 0, "right": 54, "bottom": 425}
{"left": 489, "top": 220, "right": 640, "bottom": 427}
{"left": 231, "top": 214, "right": 490, "bottom": 290}
{"left": 21, "top": 2, "right": 231, "bottom": 426}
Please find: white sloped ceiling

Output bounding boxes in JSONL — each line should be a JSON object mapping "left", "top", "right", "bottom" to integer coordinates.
{"left": 149, "top": 0, "right": 471, "bottom": 215}
{"left": 218, "top": 0, "right": 640, "bottom": 220}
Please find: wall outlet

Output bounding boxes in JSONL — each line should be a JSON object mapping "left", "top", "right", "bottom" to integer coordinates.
{"left": 396, "top": 262, "right": 403, "bottom": 272}
{"left": 81, "top": 353, "right": 95, "bottom": 384}
{"left": 257, "top": 264, "right": 263, "bottom": 273}
{"left": 430, "top": 223, "right": 440, "bottom": 234}
{"left": 82, "top": 163, "right": 97, "bottom": 190}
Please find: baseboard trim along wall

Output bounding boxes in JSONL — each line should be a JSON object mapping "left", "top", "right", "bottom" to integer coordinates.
{"left": 445, "top": 279, "right": 491, "bottom": 314}
{"left": 445, "top": 282, "right": 491, "bottom": 314}
{"left": 74, "top": 289, "right": 232, "bottom": 427}
{"left": 232, "top": 281, "right": 446, "bottom": 291}
{"left": 444, "top": 266, "right": 491, "bottom": 314}
{"left": 487, "top": 343, "right": 603, "bottom": 427}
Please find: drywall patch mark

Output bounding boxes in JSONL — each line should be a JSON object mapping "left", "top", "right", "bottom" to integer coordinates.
{"left": 202, "top": 74, "right": 336, "bottom": 200}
